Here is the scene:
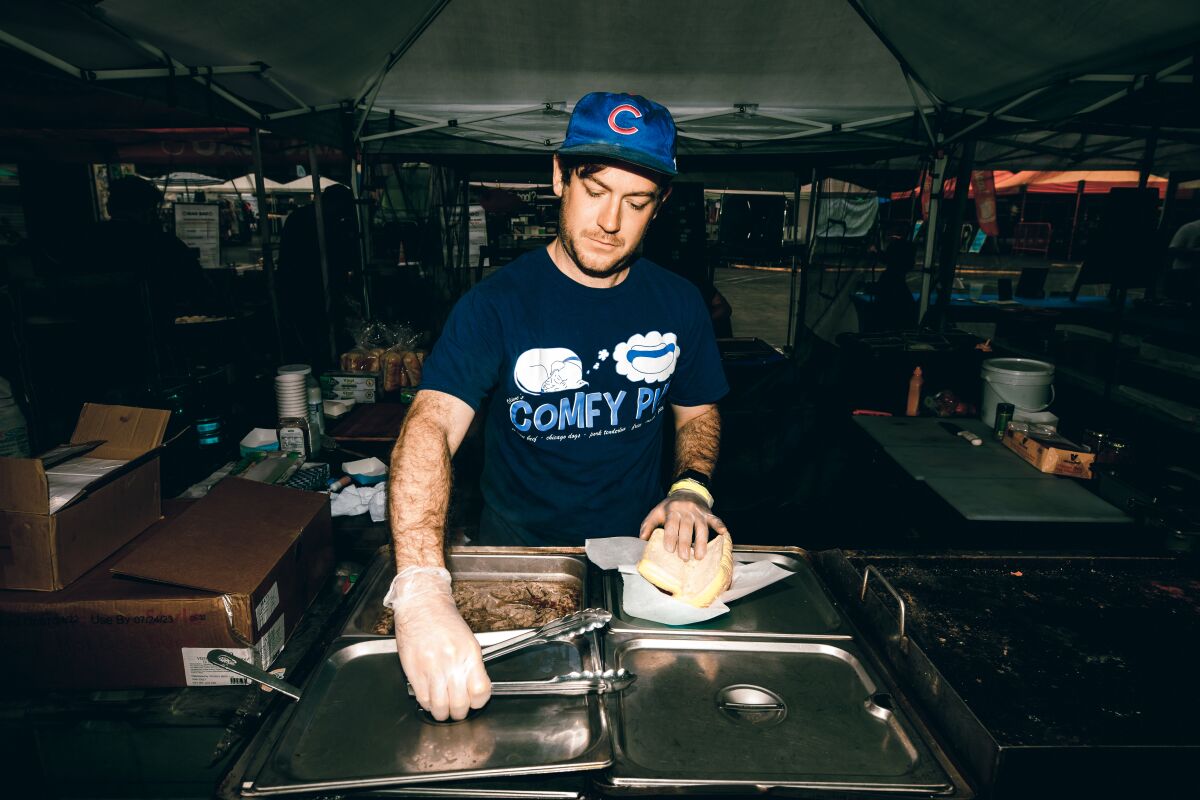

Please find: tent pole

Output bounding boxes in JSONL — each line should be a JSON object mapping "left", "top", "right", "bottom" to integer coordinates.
{"left": 805, "top": 171, "right": 823, "bottom": 269}
{"left": 917, "top": 152, "right": 947, "bottom": 325}
{"left": 350, "top": 152, "right": 372, "bottom": 318}
{"left": 0, "top": 27, "right": 84, "bottom": 79}
{"left": 1106, "top": 133, "right": 1156, "bottom": 405}
{"left": 1066, "top": 180, "right": 1086, "bottom": 261}
{"left": 785, "top": 171, "right": 802, "bottom": 349}
{"left": 251, "top": 128, "right": 281, "bottom": 359}
{"left": 459, "top": 174, "right": 470, "bottom": 294}
{"left": 308, "top": 145, "right": 337, "bottom": 367}
{"left": 1159, "top": 172, "right": 1180, "bottom": 232}
{"left": 935, "top": 140, "right": 976, "bottom": 331}
{"left": 1150, "top": 172, "right": 1181, "bottom": 301}
{"left": 1138, "top": 130, "right": 1158, "bottom": 189}
{"left": 793, "top": 167, "right": 821, "bottom": 354}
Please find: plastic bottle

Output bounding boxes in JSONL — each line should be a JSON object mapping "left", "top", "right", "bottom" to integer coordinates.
{"left": 279, "top": 364, "right": 323, "bottom": 453}
{"left": 0, "top": 377, "right": 30, "bottom": 457}
{"left": 905, "top": 367, "right": 923, "bottom": 417}
{"left": 277, "top": 416, "right": 310, "bottom": 460}
{"left": 306, "top": 383, "right": 325, "bottom": 452}
{"left": 993, "top": 402, "right": 1015, "bottom": 440}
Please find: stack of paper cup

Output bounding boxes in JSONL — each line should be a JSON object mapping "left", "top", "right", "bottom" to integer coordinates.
{"left": 275, "top": 373, "right": 308, "bottom": 420}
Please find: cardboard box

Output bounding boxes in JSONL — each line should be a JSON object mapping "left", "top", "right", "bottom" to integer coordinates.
{"left": 1003, "top": 426, "right": 1095, "bottom": 478}
{"left": 0, "top": 478, "right": 333, "bottom": 689}
{"left": 0, "top": 403, "right": 169, "bottom": 590}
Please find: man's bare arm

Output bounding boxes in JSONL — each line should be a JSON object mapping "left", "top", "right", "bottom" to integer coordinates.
{"left": 638, "top": 403, "right": 727, "bottom": 559}
{"left": 672, "top": 402, "right": 720, "bottom": 477}
{"left": 388, "top": 390, "right": 476, "bottom": 570}
{"left": 386, "top": 389, "right": 489, "bottom": 722}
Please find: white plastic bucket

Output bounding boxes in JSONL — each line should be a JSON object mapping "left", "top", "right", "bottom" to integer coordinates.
{"left": 980, "top": 358, "right": 1055, "bottom": 427}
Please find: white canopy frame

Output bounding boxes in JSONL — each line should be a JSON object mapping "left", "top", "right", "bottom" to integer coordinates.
{"left": 2, "top": 0, "right": 1198, "bottom": 350}
{"left": 0, "top": 1, "right": 1195, "bottom": 165}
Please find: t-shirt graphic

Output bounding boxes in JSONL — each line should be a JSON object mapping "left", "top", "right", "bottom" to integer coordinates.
{"left": 615, "top": 332, "right": 678, "bottom": 382}
{"left": 419, "top": 249, "right": 728, "bottom": 546}
{"left": 508, "top": 332, "right": 678, "bottom": 441}
{"left": 514, "top": 348, "right": 590, "bottom": 394}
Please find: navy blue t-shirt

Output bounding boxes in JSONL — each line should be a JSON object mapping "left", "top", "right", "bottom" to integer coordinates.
{"left": 419, "top": 248, "right": 728, "bottom": 546}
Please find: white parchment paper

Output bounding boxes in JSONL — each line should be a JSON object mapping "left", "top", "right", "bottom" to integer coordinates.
{"left": 585, "top": 536, "right": 792, "bottom": 625}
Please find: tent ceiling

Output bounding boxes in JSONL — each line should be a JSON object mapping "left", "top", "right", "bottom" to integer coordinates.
{"left": 98, "top": 0, "right": 446, "bottom": 108}
{"left": 1, "top": 1, "right": 1198, "bottom": 169}
{"left": 373, "top": 1, "right": 912, "bottom": 111}
{"left": 859, "top": 0, "right": 1200, "bottom": 109}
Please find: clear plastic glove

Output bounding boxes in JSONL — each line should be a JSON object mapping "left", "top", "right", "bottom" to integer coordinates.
{"left": 384, "top": 566, "right": 491, "bottom": 721}
{"left": 637, "top": 490, "right": 730, "bottom": 562}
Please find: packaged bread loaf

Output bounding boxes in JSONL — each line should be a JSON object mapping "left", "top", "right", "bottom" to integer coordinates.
{"left": 402, "top": 351, "right": 422, "bottom": 386}
{"left": 382, "top": 349, "right": 407, "bottom": 391}
{"left": 381, "top": 324, "right": 425, "bottom": 391}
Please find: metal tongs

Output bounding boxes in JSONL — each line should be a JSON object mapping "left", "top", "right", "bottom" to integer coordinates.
{"left": 406, "top": 608, "right": 635, "bottom": 699}
{"left": 408, "top": 668, "right": 636, "bottom": 698}
{"left": 205, "top": 608, "right": 636, "bottom": 706}
{"left": 481, "top": 608, "right": 612, "bottom": 663}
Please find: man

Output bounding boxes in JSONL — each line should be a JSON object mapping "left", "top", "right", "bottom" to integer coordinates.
{"left": 277, "top": 183, "right": 358, "bottom": 368}
{"left": 866, "top": 237, "right": 917, "bottom": 331}
{"left": 73, "top": 176, "right": 218, "bottom": 351}
{"left": 1163, "top": 217, "right": 1200, "bottom": 302}
{"left": 385, "top": 93, "right": 730, "bottom": 721}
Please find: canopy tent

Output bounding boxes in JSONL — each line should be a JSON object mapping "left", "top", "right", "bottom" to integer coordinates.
{"left": 206, "top": 174, "right": 285, "bottom": 194}
{"left": 993, "top": 171, "right": 1170, "bottom": 194}
{"left": 277, "top": 175, "right": 343, "bottom": 193}
{"left": 892, "top": 170, "right": 1175, "bottom": 200}
{"left": 0, "top": 1, "right": 1197, "bottom": 170}
{"left": 151, "top": 171, "right": 222, "bottom": 188}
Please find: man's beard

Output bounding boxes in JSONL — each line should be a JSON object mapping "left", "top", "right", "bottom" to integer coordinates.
{"left": 557, "top": 206, "right": 637, "bottom": 280}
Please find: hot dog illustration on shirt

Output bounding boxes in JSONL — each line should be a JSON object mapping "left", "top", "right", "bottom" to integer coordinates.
{"left": 614, "top": 332, "right": 678, "bottom": 383}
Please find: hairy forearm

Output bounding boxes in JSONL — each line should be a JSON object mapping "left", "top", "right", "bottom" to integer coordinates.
{"left": 389, "top": 403, "right": 455, "bottom": 571}
{"left": 673, "top": 406, "right": 721, "bottom": 477}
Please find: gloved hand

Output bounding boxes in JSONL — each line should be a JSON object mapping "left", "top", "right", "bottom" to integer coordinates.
{"left": 384, "top": 566, "right": 491, "bottom": 721}
{"left": 638, "top": 489, "right": 730, "bottom": 562}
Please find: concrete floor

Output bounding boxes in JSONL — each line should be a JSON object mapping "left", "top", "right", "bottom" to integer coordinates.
{"left": 712, "top": 256, "right": 1089, "bottom": 348}
{"left": 714, "top": 265, "right": 797, "bottom": 346}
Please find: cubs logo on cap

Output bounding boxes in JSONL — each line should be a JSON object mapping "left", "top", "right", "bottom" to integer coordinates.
{"left": 558, "top": 92, "right": 677, "bottom": 176}
{"left": 608, "top": 104, "right": 642, "bottom": 135}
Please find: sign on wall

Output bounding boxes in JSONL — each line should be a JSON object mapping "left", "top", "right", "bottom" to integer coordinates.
{"left": 174, "top": 203, "right": 221, "bottom": 268}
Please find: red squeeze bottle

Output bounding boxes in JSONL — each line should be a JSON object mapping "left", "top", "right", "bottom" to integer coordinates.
{"left": 906, "top": 367, "right": 923, "bottom": 417}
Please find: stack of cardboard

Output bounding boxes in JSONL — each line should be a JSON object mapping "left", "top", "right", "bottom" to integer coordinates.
{"left": 0, "top": 403, "right": 169, "bottom": 590}
{"left": 0, "top": 405, "right": 334, "bottom": 689}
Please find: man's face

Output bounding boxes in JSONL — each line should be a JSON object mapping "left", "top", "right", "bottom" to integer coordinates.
{"left": 552, "top": 157, "right": 667, "bottom": 280}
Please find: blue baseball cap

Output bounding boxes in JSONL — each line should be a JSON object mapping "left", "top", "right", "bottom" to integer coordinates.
{"left": 558, "top": 92, "right": 678, "bottom": 177}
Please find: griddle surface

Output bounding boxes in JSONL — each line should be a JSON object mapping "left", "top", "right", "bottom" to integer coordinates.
{"left": 853, "top": 555, "right": 1200, "bottom": 747}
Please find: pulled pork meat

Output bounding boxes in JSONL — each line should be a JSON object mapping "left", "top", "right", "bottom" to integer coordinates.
{"left": 375, "top": 579, "right": 581, "bottom": 635}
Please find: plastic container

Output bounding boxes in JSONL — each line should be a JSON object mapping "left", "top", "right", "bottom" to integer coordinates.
{"left": 980, "top": 357, "right": 1055, "bottom": 427}
{"left": 277, "top": 416, "right": 310, "bottom": 459}
{"left": 278, "top": 364, "right": 321, "bottom": 450}
{"left": 306, "top": 384, "right": 325, "bottom": 449}
{"left": 1013, "top": 409, "right": 1059, "bottom": 430}
{"left": 993, "top": 402, "right": 1015, "bottom": 440}
{"left": 0, "top": 377, "right": 30, "bottom": 457}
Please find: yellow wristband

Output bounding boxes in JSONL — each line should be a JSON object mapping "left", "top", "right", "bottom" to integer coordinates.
{"left": 669, "top": 478, "right": 714, "bottom": 509}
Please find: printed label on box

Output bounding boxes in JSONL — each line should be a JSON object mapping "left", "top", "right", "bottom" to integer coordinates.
{"left": 255, "top": 582, "right": 280, "bottom": 631}
{"left": 255, "top": 614, "right": 286, "bottom": 668}
{"left": 182, "top": 647, "right": 255, "bottom": 687}
{"left": 322, "top": 375, "right": 377, "bottom": 403}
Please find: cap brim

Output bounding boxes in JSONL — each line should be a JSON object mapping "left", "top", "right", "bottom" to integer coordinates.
{"left": 556, "top": 143, "right": 677, "bottom": 177}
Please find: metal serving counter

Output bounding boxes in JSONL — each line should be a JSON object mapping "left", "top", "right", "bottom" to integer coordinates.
{"left": 221, "top": 545, "right": 970, "bottom": 799}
